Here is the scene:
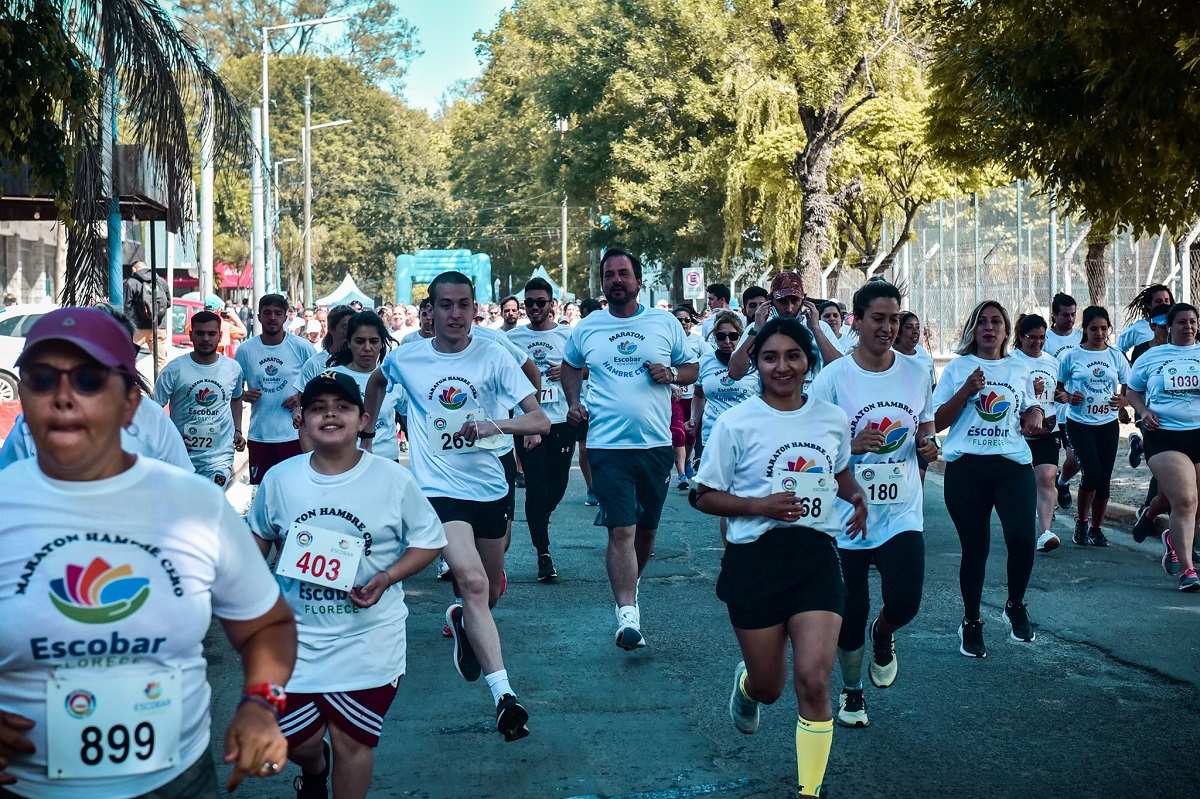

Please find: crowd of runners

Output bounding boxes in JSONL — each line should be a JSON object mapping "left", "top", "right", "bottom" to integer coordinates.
{"left": 1, "top": 248, "right": 1198, "bottom": 799}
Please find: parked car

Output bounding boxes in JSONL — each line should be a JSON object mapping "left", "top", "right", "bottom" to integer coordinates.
{"left": 0, "top": 303, "right": 188, "bottom": 402}
{"left": 171, "top": 297, "right": 204, "bottom": 347}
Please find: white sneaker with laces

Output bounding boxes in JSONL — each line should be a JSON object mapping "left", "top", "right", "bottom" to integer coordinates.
{"left": 614, "top": 604, "right": 646, "bottom": 650}
{"left": 1036, "top": 531, "right": 1060, "bottom": 553}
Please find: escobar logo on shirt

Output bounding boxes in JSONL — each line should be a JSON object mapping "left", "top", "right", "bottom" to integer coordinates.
{"left": 849, "top": 401, "right": 915, "bottom": 456}
{"left": 603, "top": 332, "right": 647, "bottom": 378}
{"left": 765, "top": 442, "right": 834, "bottom": 478}
{"left": 427, "top": 377, "right": 477, "bottom": 410}
{"left": 968, "top": 383, "right": 1017, "bottom": 440}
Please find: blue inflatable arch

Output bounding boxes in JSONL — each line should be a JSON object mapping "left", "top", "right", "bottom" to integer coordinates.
{"left": 394, "top": 250, "right": 494, "bottom": 304}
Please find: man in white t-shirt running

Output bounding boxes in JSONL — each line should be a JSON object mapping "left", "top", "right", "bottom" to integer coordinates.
{"left": 1044, "top": 293, "right": 1083, "bottom": 508}
{"left": 250, "top": 371, "right": 445, "bottom": 799}
{"left": 561, "top": 248, "right": 699, "bottom": 650}
{"left": 153, "top": 310, "right": 245, "bottom": 486}
{"left": 235, "top": 294, "right": 316, "bottom": 485}
{"left": 362, "top": 271, "right": 549, "bottom": 741}
{"left": 701, "top": 283, "right": 732, "bottom": 338}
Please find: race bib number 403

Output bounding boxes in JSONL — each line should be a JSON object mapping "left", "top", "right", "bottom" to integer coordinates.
{"left": 47, "top": 668, "right": 182, "bottom": 780}
{"left": 275, "top": 523, "right": 364, "bottom": 592}
{"left": 770, "top": 471, "right": 837, "bottom": 529}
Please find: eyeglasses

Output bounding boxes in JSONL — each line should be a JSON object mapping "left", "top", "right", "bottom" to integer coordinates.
{"left": 713, "top": 332, "right": 739, "bottom": 342}
{"left": 21, "top": 363, "right": 115, "bottom": 395}
{"left": 524, "top": 298, "right": 550, "bottom": 307}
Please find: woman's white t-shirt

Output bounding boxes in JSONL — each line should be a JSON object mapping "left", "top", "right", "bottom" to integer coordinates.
{"left": 932, "top": 354, "right": 1040, "bottom": 464}
{"left": 1057, "top": 346, "right": 1130, "bottom": 426}
{"left": 248, "top": 452, "right": 445, "bottom": 692}
{"left": 696, "top": 396, "right": 851, "bottom": 545}
{"left": 1009, "top": 349, "right": 1061, "bottom": 433}
{"left": 1128, "top": 342, "right": 1200, "bottom": 430}
{"left": 0, "top": 457, "right": 279, "bottom": 798}
{"left": 324, "top": 363, "right": 405, "bottom": 461}
{"left": 696, "top": 351, "right": 758, "bottom": 446}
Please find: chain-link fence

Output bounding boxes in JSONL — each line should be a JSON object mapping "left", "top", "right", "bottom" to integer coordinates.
{"left": 826, "top": 181, "right": 1198, "bottom": 355}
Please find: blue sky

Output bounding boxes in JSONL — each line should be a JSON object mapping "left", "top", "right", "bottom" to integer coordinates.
{"left": 402, "top": 1, "right": 511, "bottom": 113}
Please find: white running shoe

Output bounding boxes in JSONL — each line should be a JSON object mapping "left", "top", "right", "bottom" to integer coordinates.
{"left": 1036, "top": 531, "right": 1060, "bottom": 553}
{"left": 728, "top": 661, "right": 760, "bottom": 734}
{"left": 436, "top": 557, "right": 452, "bottom": 581}
{"left": 836, "top": 689, "right": 869, "bottom": 728}
{"left": 614, "top": 604, "right": 646, "bottom": 650}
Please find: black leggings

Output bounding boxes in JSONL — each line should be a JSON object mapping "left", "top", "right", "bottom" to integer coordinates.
{"left": 943, "top": 455, "right": 1036, "bottom": 620}
{"left": 517, "top": 422, "right": 577, "bottom": 555}
{"left": 1066, "top": 419, "right": 1119, "bottom": 496}
{"left": 837, "top": 531, "right": 925, "bottom": 652}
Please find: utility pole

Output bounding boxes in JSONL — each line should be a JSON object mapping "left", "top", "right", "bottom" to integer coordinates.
{"left": 250, "top": 108, "right": 266, "bottom": 332}
{"left": 972, "top": 192, "right": 981, "bottom": 304}
{"left": 303, "top": 76, "right": 313, "bottom": 308}
{"left": 556, "top": 116, "right": 570, "bottom": 297}
{"left": 1049, "top": 192, "right": 1058, "bottom": 298}
{"left": 561, "top": 195, "right": 568, "bottom": 297}
{"left": 199, "top": 113, "right": 214, "bottom": 300}
{"left": 260, "top": 30, "right": 273, "bottom": 287}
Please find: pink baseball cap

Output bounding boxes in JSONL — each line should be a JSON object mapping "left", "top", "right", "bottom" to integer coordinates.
{"left": 16, "top": 307, "right": 140, "bottom": 376}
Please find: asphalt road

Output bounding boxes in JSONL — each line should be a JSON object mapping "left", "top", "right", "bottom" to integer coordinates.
{"left": 207, "top": 462, "right": 1200, "bottom": 799}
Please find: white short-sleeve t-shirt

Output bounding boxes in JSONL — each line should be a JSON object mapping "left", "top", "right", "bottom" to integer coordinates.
{"left": 1044, "top": 327, "right": 1080, "bottom": 430}
{"left": 676, "top": 332, "right": 706, "bottom": 400}
{"left": 152, "top": 354, "right": 244, "bottom": 475}
{"left": 1010, "top": 349, "right": 1061, "bottom": 432}
{"left": 1128, "top": 342, "right": 1200, "bottom": 430}
{"left": 696, "top": 351, "right": 757, "bottom": 446}
{"left": 235, "top": 335, "right": 316, "bottom": 443}
{"left": 381, "top": 337, "right": 534, "bottom": 501}
{"left": 932, "top": 354, "right": 1040, "bottom": 464}
{"left": 1, "top": 400, "right": 190, "bottom": 472}
{"left": 507, "top": 325, "right": 570, "bottom": 425}
{"left": 563, "top": 306, "right": 692, "bottom": 449}
{"left": 808, "top": 352, "right": 933, "bottom": 548}
{"left": 695, "top": 396, "right": 851, "bottom": 545}
{"left": 292, "top": 350, "right": 334, "bottom": 394}
{"left": 0, "top": 458, "right": 279, "bottom": 799}
{"left": 318, "top": 363, "right": 405, "bottom": 461}
{"left": 1057, "top": 346, "right": 1130, "bottom": 425}
{"left": 248, "top": 453, "right": 445, "bottom": 691}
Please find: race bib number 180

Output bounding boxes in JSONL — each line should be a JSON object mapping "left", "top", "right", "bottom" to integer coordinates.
{"left": 275, "top": 523, "right": 364, "bottom": 592}
{"left": 46, "top": 667, "right": 182, "bottom": 780}
{"left": 770, "top": 471, "right": 837, "bottom": 529}
{"left": 855, "top": 463, "right": 909, "bottom": 506}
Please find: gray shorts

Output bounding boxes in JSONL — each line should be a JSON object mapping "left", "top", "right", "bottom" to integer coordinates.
{"left": 588, "top": 446, "right": 674, "bottom": 530}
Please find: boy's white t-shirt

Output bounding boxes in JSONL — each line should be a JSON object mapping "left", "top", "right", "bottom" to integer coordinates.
{"left": 248, "top": 452, "right": 445, "bottom": 692}
{"left": 235, "top": 335, "right": 316, "bottom": 443}
{"left": 696, "top": 396, "right": 851, "bottom": 545}
{"left": 0, "top": 457, "right": 279, "bottom": 799}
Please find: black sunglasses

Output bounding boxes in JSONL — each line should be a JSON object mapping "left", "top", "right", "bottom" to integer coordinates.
{"left": 713, "top": 332, "right": 739, "bottom": 342}
{"left": 22, "top": 363, "right": 115, "bottom": 395}
{"left": 524, "top": 298, "right": 550, "bottom": 307}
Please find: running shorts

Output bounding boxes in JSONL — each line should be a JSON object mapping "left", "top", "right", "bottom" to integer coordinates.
{"left": 587, "top": 446, "right": 674, "bottom": 529}
{"left": 1058, "top": 425, "right": 1073, "bottom": 451}
{"left": 248, "top": 438, "right": 302, "bottom": 485}
{"left": 429, "top": 496, "right": 510, "bottom": 539}
{"left": 1144, "top": 427, "right": 1200, "bottom": 464}
{"left": 500, "top": 449, "right": 518, "bottom": 518}
{"left": 716, "top": 526, "right": 845, "bottom": 629}
{"left": 278, "top": 678, "right": 401, "bottom": 748}
{"left": 1026, "top": 434, "right": 1061, "bottom": 468}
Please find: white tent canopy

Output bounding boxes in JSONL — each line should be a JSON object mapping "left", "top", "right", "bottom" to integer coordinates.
{"left": 514, "top": 266, "right": 572, "bottom": 301}
{"left": 316, "top": 274, "right": 374, "bottom": 309}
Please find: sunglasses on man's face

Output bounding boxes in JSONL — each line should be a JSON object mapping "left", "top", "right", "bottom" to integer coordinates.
{"left": 525, "top": 298, "right": 550, "bottom": 308}
{"left": 713, "top": 332, "right": 739, "bottom": 342}
{"left": 21, "top": 363, "right": 114, "bottom": 395}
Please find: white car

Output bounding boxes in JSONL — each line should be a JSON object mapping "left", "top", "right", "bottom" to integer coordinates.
{"left": 0, "top": 303, "right": 187, "bottom": 402}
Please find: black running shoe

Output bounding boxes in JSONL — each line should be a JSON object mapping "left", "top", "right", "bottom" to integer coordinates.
{"left": 515, "top": 472, "right": 526, "bottom": 489}
{"left": 958, "top": 618, "right": 986, "bottom": 658}
{"left": 1072, "top": 519, "right": 1089, "bottom": 546}
{"left": 293, "top": 739, "right": 331, "bottom": 799}
{"left": 1132, "top": 506, "right": 1156, "bottom": 543}
{"left": 495, "top": 694, "right": 530, "bottom": 742}
{"left": 446, "top": 604, "right": 481, "bottom": 681}
{"left": 1056, "top": 480, "right": 1072, "bottom": 509}
{"left": 868, "top": 617, "right": 898, "bottom": 688}
{"left": 537, "top": 553, "right": 558, "bottom": 582}
{"left": 1086, "top": 526, "right": 1108, "bottom": 547}
{"left": 1129, "top": 433, "right": 1143, "bottom": 468}
{"left": 1003, "top": 601, "right": 1035, "bottom": 642}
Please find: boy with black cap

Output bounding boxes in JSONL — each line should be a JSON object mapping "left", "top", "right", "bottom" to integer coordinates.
{"left": 249, "top": 371, "right": 445, "bottom": 799}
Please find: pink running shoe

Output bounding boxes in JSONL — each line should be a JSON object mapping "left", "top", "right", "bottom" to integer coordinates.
{"left": 1162, "top": 530, "right": 1182, "bottom": 577}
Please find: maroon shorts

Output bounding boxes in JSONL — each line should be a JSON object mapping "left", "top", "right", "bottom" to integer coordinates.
{"left": 248, "top": 439, "right": 302, "bottom": 485}
{"left": 278, "top": 678, "right": 401, "bottom": 748}
{"left": 670, "top": 397, "right": 695, "bottom": 448}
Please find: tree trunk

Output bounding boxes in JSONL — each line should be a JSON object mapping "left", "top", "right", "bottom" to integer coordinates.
{"left": 1083, "top": 237, "right": 1109, "bottom": 306}
{"left": 795, "top": 141, "right": 836, "bottom": 291}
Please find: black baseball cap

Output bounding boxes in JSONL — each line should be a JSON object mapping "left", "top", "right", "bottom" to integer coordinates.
{"left": 301, "top": 371, "right": 364, "bottom": 410}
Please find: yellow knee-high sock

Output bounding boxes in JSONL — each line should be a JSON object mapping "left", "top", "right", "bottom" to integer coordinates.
{"left": 795, "top": 715, "right": 833, "bottom": 797}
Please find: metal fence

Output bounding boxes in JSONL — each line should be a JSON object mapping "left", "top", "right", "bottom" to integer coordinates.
{"left": 826, "top": 181, "right": 1200, "bottom": 355}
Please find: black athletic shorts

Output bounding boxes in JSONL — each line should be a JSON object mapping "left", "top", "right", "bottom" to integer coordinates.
{"left": 1058, "top": 425, "right": 1073, "bottom": 451}
{"left": 1026, "top": 434, "right": 1061, "bottom": 468}
{"left": 588, "top": 446, "right": 674, "bottom": 529}
{"left": 717, "top": 526, "right": 845, "bottom": 629}
{"left": 1144, "top": 427, "right": 1200, "bottom": 464}
{"left": 428, "top": 496, "right": 510, "bottom": 540}
{"left": 500, "top": 449, "right": 518, "bottom": 518}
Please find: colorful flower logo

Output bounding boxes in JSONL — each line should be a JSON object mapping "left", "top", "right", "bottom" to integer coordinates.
{"left": 868, "top": 417, "right": 909, "bottom": 455}
{"left": 719, "top": 375, "right": 735, "bottom": 387}
{"left": 532, "top": 348, "right": 547, "bottom": 361}
{"left": 195, "top": 386, "right": 218, "bottom": 407}
{"left": 786, "top": 457, "right": 824, "bottom": 473}
{"left": 1092, "top": 367, "right": 1106, "bottom": 378}
{"left": 144, "top": 681, "right": 162, "bottom": 700}
{"left": 974, "top": 390, "right": 1011, "bottom": 422}
{"left": 617, "top": 340, "right": 637, "bottom": 355}
{"left": 264, "top": 364, "right": 279, "bottom": 376}
{"left": 438, "top": 386, "right": 467, "bottom": 410}
{"left": 65, "top": 689, "right": 96, "bottom": 719}
{"left": 49, "top": 558, "right": 150, "bottom": 624}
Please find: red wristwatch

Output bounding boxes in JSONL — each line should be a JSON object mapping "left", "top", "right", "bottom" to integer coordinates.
{"left": 243, "top": 682, "right": 287, "bottom": 715}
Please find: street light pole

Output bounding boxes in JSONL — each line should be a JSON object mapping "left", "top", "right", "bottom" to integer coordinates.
{"left": 273, "top": 157, "right": 297, "bottom": 297}
{"left": 303, "top": 76, "right": 312, "bottom": 308}
{"left": 250, "top": 107, "right": 266, "bottom": 332}
{"left": 556, "top": 117, "right": 569, "bottom": 297}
